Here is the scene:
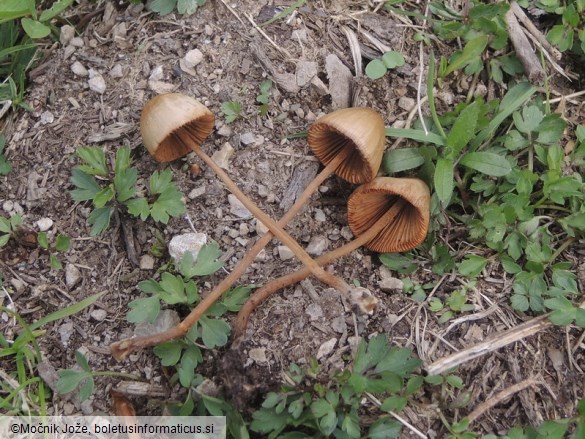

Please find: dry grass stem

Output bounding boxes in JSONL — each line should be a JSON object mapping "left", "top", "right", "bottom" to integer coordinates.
{"left": 510, "top": 2, "right": 561, "bottom": 60}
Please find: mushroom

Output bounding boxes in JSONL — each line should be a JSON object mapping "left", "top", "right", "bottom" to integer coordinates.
{"left": 111, "top": 97, "right": 383, "bottom": 359}
{"left": 233, "top": 177, "right": 431, "bottom": 338}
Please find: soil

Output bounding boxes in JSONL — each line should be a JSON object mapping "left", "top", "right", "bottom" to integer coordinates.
{"left": 1, "top": 0, "right": 584, "bottom": 437}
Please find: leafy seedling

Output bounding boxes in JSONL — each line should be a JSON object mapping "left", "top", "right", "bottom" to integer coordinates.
{"left": 148, "top": 0, "right": 206, "bottom": 16}
{"left": 221, "top": 101, "right": 242, "bottom": 123}
{"left": 256, "top": 79, "right": 272, "bottom": 116}
{"left": 37, "top": 232, "right": 71, "bottom": 270}
{"left": 0, "top": 134, "right": 11, "bottom": 175}
{"left": 0, "top": 213, "right": 22, "bottom": 247}
{"left": 365, "top": 51, "right": 405, "bottom": 80}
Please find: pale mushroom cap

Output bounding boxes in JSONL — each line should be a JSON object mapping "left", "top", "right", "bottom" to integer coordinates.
{"left": 307, "top": 107, "right": 385, "bottom": 184}
{"left": 140, "top": 93, "right": 215, "bottom": 162}
{"left": 347, "top": 177, "right": 430, "bottom": 253}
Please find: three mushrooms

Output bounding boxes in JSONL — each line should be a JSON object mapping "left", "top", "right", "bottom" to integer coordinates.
{"left": 110, "top": 93, "right": 430, "bottom": 360}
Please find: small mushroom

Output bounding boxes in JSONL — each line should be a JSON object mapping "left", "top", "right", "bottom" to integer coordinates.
{"left": 233, "top": 177, "right": 431, "bottom": 338}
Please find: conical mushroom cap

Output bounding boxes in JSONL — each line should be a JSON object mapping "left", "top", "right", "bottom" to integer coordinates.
{"left": 140, "top": 93, "right": 215, "bottom": 162}
{"left": 347, "top": 177, "right": 430, "bottom": 253}
{"left": 307, "top": 107, "right": 385, "bottom": 184}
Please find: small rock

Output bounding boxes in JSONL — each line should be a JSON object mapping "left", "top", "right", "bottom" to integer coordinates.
{"left": 90, "top": 309, "right": 107, "bottom": 321}
{"left": 180, "top": 48, "right": 203, "bottom": 76}
{"left": 310, "top": 76, "right": 329, "bottom": 96}
{"left": 255, "top": 248, "right": 268, "bottom": 261}
{"left": 10, "top": 278, "right": 26, "bottom": 294}
{"left": 340, "top": 226, "right": 353, "bottom": 240}
{"left": 62, "top": 402, "right": 75, "bottom": 415}
{"left": 228, "top": 229, "right": 239, "bottom": 239}
{"left": 37, "top": 113, "right": 52, "bottom": 129}
{"left": 65, "top": 264, "right": 82, "bottom": 289}
{"left": 217, "top": 125, "right": 232, "bottom": 137}
{"left": 148, "top": 80, "right": 176, "bottom": 94}
{"left": 134, "top": 310, "right": 180, "bottom": 337}
{"left": 88, "top": 74, "right": 106, "bottom": 94}
{"left": 278, "top": 245, "right": 295, "bottom": 261}
{"left": 60, "top": 25, "right": 75, "bottom": 45}
{"left": 139, "top": 254, "right": 155, "bottom": 270}
{"left": 70, "top": 37, "right": 84, "bottom": 47}
{"left": 3, "top": 200, "right": 14, "bottom": 212}
{"left": 149, "top": 65, "right": 164, "bottom": 81}
{"left": 291, "top": 29, "right": 308, "bottom": 42}
{"left": 398, "top": 96, "right": 415, "bottom": 111}
{"left": 240, "top": 132, "right": 255, "bottom": 146}
{"left": 12, "top": 202, "right": 24, "bottom": 215}
{"left": 325, "top": 54, "right": 352, "bottom": 109}
{"left": 36, "top": 217, "right": 54, "bottom": 231}
{"left": 59, "top": 322, "right": 74, "bottom": 347}
{"left": 306, "top": 236, "right": 328, "bottom": 256}
{"left": 255, "top": 219, "right": 269, "bottom": 236}
{"left": 379, "top": 277, "right": 404, "bottom": 292}
{"left": 63, "top": 45, "right": 76, "bottom": 60}
{"left": 239, "top": 223, "right": 249, "bottom": 236}
{"left": 80, "top": 399, "right": 94, "bottom": 415}
{"left": 331, "top": 316, "right": 347, "bottom": 334}
{"left": 211, "top": 142, "right": 234, "bottom": 170}
{"left": 316, "top": 338, "right": 337, "bottom": 359}
{"left": 168, "top": 233, "right": 207, "bottom": 264}
{"left": 188, "top": 186, "right": 206, "bottom": 199}
{"left": 305, "top": 303, "right": 323, "bottom": 321}
{"left": 296, "top": 60, "right": 318, "bottom": 87}
{"left": 249, "top": 348, "right": 268, "bottom": 363}
{"left": 71, "top": 61, "right": 88, "bottom": 77}
{"left": 228, "top": 194, "right": 252, "bottom": 219}
{"left": 314, "top": 209, "right": 326, "bottom": 222}
{"left": 109, "top": 64, "right": 123, "bottom": 78}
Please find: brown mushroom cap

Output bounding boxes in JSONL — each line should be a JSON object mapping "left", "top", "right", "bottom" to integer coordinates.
{"left": 307, "top": 107, "right": 385, "bottom": 184}
{"left": 347, "top": 177, "right": 430, "bottom": 253}
{"left": 140, "top": 93, "right": 215, "bottom": 162}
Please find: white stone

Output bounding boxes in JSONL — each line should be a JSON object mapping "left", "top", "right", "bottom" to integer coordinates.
{"left": 217, "top": 125, "right": 232, "bottom": 137}
{"left": 149, "top": 65, "right": 164, "bottom": 81}
{"left": 109, "top": 63, "right": 123, "bottom": 78}
{"left": 134, "top": 310, "right": 180, "bottom": 337}
{"left": 398, "top": 96, "right": 415, "bottom": 111}
{"left": 378, "top": 277, "right": 404, "bottom": 292}
{"left": 148, "top": 80, "right": 176, "bottom": 94}
{"left": 249, "top": 348, "right": 268, "bottom": 363}
{"left": 331, "top": 316, "right": 347, "bottom": 334}
{"left": 36, "top": 218, "right": 53, "bottom": 231}
{"left": 240, "top": 132, "right": 255, "bottom": 146}
{"left": 239, "top": 223, "right": 249, "bottom": 236}
{"left": 305, "top": 303, "right": 323, "bottom": 321}
{"left": 139, "top": 254, "right": 155, "bottom": 270}
{"left": 71, "top": 61, "right": 88, "bottom": 77}
{"left": 60, "top": 25, "right": 75, "bottom": 45}
{"left": 278, "top": 245, "right": 295, "bottom": 261}
{"left": 316, "top": 338, "right": 337, "bottom": 359}
{"left": 188, "top": 186, "right": 206, "bottom": 199}
{"left": 3, "top": 200, "right": 14, "bottom": 212}
{"left": 40, "top": 111, "right": 54, "bottom": 125}
{"left": 180, "top": 49, "right": 203, "bottom": 76}
{"left": 168, "top": 233, "right": 207, "bottom": 264}
{"left": 59, "top": 322, "right": 74, "bottom": 347}
{"left": 65, "top": 264, "right": 82, "bottom": 288}
{"left": 296, "top": 60, "right": 318, "bottom": 87}
{"left": 306, "top": 236, "right": 328, "bottom": 256}
{"left": 70, "top": 37, "right": 84, "bottom": 47}
{"left": 90, "top": 309, "right": 107, "bottom": 321}
{"left": 314, "top": 209, "right": 326, "bottom": 222}
{"left": 211, "top": 142, "right": 234, "bottom": 170}
{"left": 10, "top": 278, "right": 25, "bottom": 294}
{"left": 255, "top": 219, "right": 269, "bottom": 236}
{"left": 88, "top": 74, "right": 106, "bottom": 94}
{"left": 340, "top": 226, "right": 353, "bottom": 240}
{"left": 228, "top": 194, "right": 252, "bottom": 219}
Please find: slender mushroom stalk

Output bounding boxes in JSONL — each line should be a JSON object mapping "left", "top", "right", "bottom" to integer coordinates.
{"left": 111, "top": 96, "right": 384, "bottom": 360}
{"left": 233, "top": 177, "right": 431, "bottom": 338}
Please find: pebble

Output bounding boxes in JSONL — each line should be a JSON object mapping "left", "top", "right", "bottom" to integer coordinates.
{"left": 71, "top": 61, "right": 88, "bottom": 77}
{"left": 109, "top": 64, "right": 123, "bottom": 78}
{"left": 168, "top": 233, "right": 207, "bottom": 264}
{"left": 317, "top": 338, "right": 337, "bottom": 359}
{"left": 36, "top": 217, "right": 54, "bottom": 231}
{"left": 239, "top": 223, "right": 249, "bottom": 236}
{"left": 149, "top": 65, "right": 164, "bottom": 81}
{"left": 398, "top": 96, "right": 415, "bottom": 111}
{"left": 80, "top": 400, "right": 94, "bottom": 415}
{"left": 10, "top": 278, "right": 25, "bottom": 294}
{"left": 249, "top": 348, "right": 268, "bottom": 363}
{"left": 228, "top": 194, "right": 252, "bottom": 219}
{"left": 90, "top": 309, "right": 107, "bottom": 321}
{"left": 180, "top": 49, "right": 203, "bottom": 76}
{"left": 12, "top": 202, "right": 24, "bottom": 215}
{"left": 188, "top": 186, "right": 206, "bottom": 199}
{"left": 340, "top": 226, "right": 353, "bottom": 240}
{"left": 255, "top": 248, "right": 268, "bottom": 261}
{"left": 291, "top": 29, "right": 308, "bottom": 43}
{"left": 379, "top": 277, "right": 404, "bottom": 292}
{"left": 62, "top": 402, "right": 75, "bottom": 415}
{"left": 278, "top": 245, "right": 295, "bottom": 261}
{"left": 88, "top": 74, "right": 106, "bottom": 94}
{"left": 331, "top": 316, "right": 347, "bottom": 334}
{"left": 228, "top": 229, "right": 239, "bottom": 239}
{"left": 305, "top": 303, "right": 323, "bottom": 321}
{"left": 296, "top": 60, "right": 318, "bottom": 87}
{"left": 240, "top": 132, "right": 255, "bottom": 146}
{"left": 211, "top": 142, "right": 234, "bottom": 170}
{"left": 70, "top": 37, "right": 84, "bottom": 47}
{"left": 306, "top": 236, "right": 328, "bottom": 256}
{"left": 314, "top": 209, "right": 326, "bottom": 222}
{"left": 139, "top": 254, "right": 155, "bottom": 270}
{"left": 59, "top": 322, "right": 74, "bottom": 347}
{"left": 217, "top": 125, "right": 232, "bottom": 137}
{"left": 65, "top": 264, "right": 82, "bottom": 288}
{"left": 60, "top": 25, "right": 75, "bottom": 45}
{"left": 40, "top": 111, "right": 54, "bottom": 125}
{"left": 135, "top": 310, "right": 180, "bottom": 337}
{"left": 3, "top": 200, "right": 14, "bottom": 212}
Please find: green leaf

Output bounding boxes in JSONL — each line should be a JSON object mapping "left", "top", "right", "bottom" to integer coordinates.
{"left": 443, "top": 35, "right": 489, "bottom": 77}
{"left": 222, "top": 285, "right": 253, "bottom": 312}
{"left": 114, "top": 168, "right": 138, "bottom": 203}
{"left": 55, "top": 234, "right": 71, "bottom": 252}
{"left": 153, "top": 342, "right": 182, "bottom": 366}
{"left": 38, "top": 231, "right": 49, "bottom": 249}
{"left": 88, "top": 206, "right": 113, "bottom": 236}
{"left": 222, "top": 101, "right": 242, "bottom": 123}
{"left": 159, "top": 272, "right": 187, "bottom": 304}
{"left": 365, "top": 59, "right": 387, "bottom": 79}
{"left": 127, "top": 296, "right": 160, "bottom": 324}
{"left": 177, "top": 0, "right": 200, "bottom": 15}
{"left": 178, "top": 345, "right": 203, "bottom": 386}
{"left": 536, "top": 114, "right": 566, "bottom": 144}
{"left": 21, "top": 18, "right": 51, "bottom": 38}
{"left": 460, "top": 152, "right": 512, "bottom": 176}
{"left": 149, "top": 0, "right": 178, "bottom": 15}
{"left": 75, "top": 350, "right": 91, "bottom": 372}
{"left": 368, "top": 419, "right": 402, "bottom": 439}
{"left": 383, "top": 148, "right": 424, "bottom": 173}
{"left": 78, "top": 376, "right": 94, "bottom": 402}
{"left": 0, "top": 234, "right": 10, "bottom": 247}
{"left": 446, "top": 101, "right": 480, "bottom": 156}
{"left": 70, "top": 168, "right": 101, "bottom": 202}
{"left": 458, "top": 255, "right": 487, "bottom": 278}
{"left": 149, "top": 169, "right": 173, "bottom": 194}
{"left": 49, "top": 255, "right": 62, "bottom": 270}
{"left": 114, "top": 146, "right": 131, "bottom": 173}
{"left": 93, "top": 185, "right": 115, "bottom": 208}
{"left": 513, "top": 105, "right": 544, "bottom": 134}
{"left": 511, "top": 294, "right": 529, "bottom": 312}
{"left": 199, "top": 316, "right": 230, "bottom": 348}
{"left": 126, "top": 197, "right": 150, "bottom": 221}
{"left": 375, "top": 347, "right": 422, "bottom": 376}
{"left": 29, "top": 291, "right": 105, "bottom": 331}
{"left": 379, "top": 253, "right": 417, "bottom": 274}
{"left": 39, "top": 0, "right": 74, "bottom": 21}
{"left": 380, "top": 396, "right": 408, "bottom": 412}
{"left": 190, "top": 242, "right": 224, "bottom": 276}
{"left": 446, "top": 375, "right": 464, "bottom": 388}
{"left": 56, "top": 370, "right": 89, "bottom": 394}
{"left": 76, "top": 146, "right": 109, "bottom": 176}
{"left": 385, "top": 128, "right": 446, "bottom": 146}
{"left": 382, "top": 51, "right": 405, "bottom": 69}
{"left": 151, "top": 186, "right": 186, "bottom": 224}
{"left": 138, "top": 279, "right": 164, "bottom": 294}
{"left": 434, "top": 158, "right": 454, "bottom": 205}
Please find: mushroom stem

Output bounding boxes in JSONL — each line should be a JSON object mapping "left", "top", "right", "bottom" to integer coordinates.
{"left": 233, "top": 199, "right": 407, "bottom": 338}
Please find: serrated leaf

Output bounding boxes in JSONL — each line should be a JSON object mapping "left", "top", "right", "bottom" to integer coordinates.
{"left": 158, "top": 272, "right": 187, "bottom": 304}
{"left": 458, "top": 255, "right": 487, "bottom": 278}
{"left": 383, "top": 148, "right": 424, "bottom": 173}
{"left": 76, "top": 146, "right": 109, "bottom": 176}
{"left": 21, "top": 17, "right": 51, "bottom": 38}
{"left": 190, "top": 241, "right": 223, "bottom": 276}
{"left": 88, "top": 206, "right": 113, "bottom": 236}
{"left": 114, "top": 145, "right": 131, "bottom": 173}
{"left": 93, "top": 185, "right": 115, "bottom": 208}
{"left": 443, "top": 35, "right": 489, "bottom": 76}
{"left": 149, "top": 169, "right": 173, "bottom": 194}
{"left": 126, "top": 197, "right": 150, "bottom": 221}
{"left": 127, "top": 296, "right": 160, "bottom": 323}
{"left": 222, "top": 101, "right": 241, "bottom": 123}
{"left": 177, "top": 0, "right": 199, "bottom": 15}
{"left": 379, "top": 253, "right": 417, "bottom": 274}
{"left": 114, "top": 168, "right": 138, "bottom": 202}
{"left": 70, "top": 168, "right": 101, "bottom": 202}
{"left": 38, "top": 231, "right": 49, "bottom": 249}
{"left": 151, "top": 186, "right": 186, "bottom": 223}
{"left": 153, "top": 342, "right": 182, "bottom": 366}
{"left": 365, "top": 59, "right": 387, "bottom": 79}
{"left": 222, "top": 285, "right": 253, "bottom": 312}
{"left": 199, "top": 316, "right": 230, "bottom": 348}
{"left": 434, "top": 158, "right": 454, "bottom": 205}
{"left": 446, "top": 101, "right": 480, "bottom": 156}
{"left": 460, "top": 152, "right": 512, "bottom": 176}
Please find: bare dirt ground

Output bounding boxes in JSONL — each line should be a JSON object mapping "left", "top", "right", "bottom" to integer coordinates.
{"left": 1, "top": 0, "right": 584, "bottom": 436}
